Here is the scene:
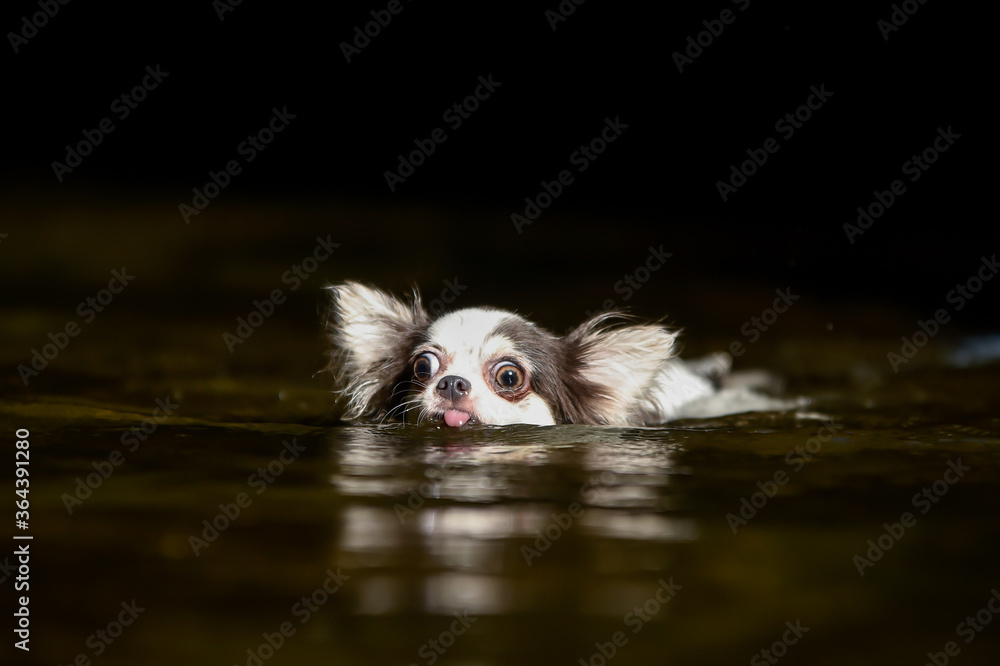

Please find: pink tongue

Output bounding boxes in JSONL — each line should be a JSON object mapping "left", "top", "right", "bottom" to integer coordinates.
{"left": 443, "top": 410, "right": 471, "bottom": 427}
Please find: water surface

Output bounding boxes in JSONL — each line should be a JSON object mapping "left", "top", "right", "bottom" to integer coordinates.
{"left": 5, "top": 343, "right": 999, "bottom": 666}
{"left": 2, "top": 203, "right": 998, "bottom": 666}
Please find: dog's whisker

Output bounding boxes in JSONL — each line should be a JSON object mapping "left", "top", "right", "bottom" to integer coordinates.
{"left": 382, "top": 401, "right": 413, "bottom": 424}
{"left": 387, "top": 398, "right": 423, "bottom": 425}
{"left": 324, "top": 281, "right": 801, "bottom": 428}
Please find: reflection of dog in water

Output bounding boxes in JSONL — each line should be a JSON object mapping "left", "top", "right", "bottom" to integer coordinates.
{"left": 324, "top": 282, "right": 799, "bottom": 427}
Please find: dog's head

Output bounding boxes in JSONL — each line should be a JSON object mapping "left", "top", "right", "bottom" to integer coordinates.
{"left": 323, "top": 282, "right": 681, "bottom": 426}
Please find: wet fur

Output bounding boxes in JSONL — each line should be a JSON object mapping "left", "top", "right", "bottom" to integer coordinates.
{"left": 324, "top": 281, "right": 792, "bottom": 426}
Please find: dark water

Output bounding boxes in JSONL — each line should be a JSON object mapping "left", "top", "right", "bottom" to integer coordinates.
{"left": 2, "top": 203, "right": 999, "bottom": 666}
{"left": 5, "top": 329, "right": 1000, "bottom": 666}
{"left": 0, "top": 0, "right": 990, "bottom": 659}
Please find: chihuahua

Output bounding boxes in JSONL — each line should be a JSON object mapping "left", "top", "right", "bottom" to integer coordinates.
{"left": 324, "top": 281, "right": 798, "bottom": 427}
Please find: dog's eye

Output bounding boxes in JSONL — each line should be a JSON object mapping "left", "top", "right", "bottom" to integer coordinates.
{"left": 413, "top": 352, "right": 440, "bottom": 381}
{"left": 494, "top": 362, "right": 525, "bottom": 390}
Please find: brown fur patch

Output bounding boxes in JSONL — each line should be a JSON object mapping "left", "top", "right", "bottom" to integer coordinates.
{"left": 492, "top": 315, "right": 615, "bottom": 425}
{"left": 324, "top": 282, "right": 431, "bottom": 419}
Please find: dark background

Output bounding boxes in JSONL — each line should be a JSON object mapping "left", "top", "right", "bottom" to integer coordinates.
{"left": 2, "top": 0, "right": 992, "bottom": 330}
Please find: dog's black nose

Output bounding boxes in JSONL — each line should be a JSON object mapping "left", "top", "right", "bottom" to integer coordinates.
{"left": 436, "top": 375, "right": 470, "bottom": 402}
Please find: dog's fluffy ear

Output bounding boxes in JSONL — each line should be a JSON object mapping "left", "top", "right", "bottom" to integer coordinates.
{"left": 324, "top": 281, "right": 429, "bottom": 419}
{"left": 563, "top": 313, "right": 680, "bottom": 425}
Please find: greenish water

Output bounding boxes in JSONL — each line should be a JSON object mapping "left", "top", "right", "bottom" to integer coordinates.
{"left": 2, "top": 201, "right": 999, "bottom": 666}
{"left": 4, "top": 338, "right": 1000, "bottom": 665}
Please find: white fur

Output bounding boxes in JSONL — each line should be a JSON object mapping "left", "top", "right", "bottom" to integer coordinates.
{"left": 324, "top": 282, "right": 425, "bottom": 420}
{"left": 324, "top": 282, "right": 800, "bottom": 426}
{"left": 419, "top": 308, "right": 556, "bottom": 426}
{"left": 572, "top": 321, "right": 699, "bottom": 425}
